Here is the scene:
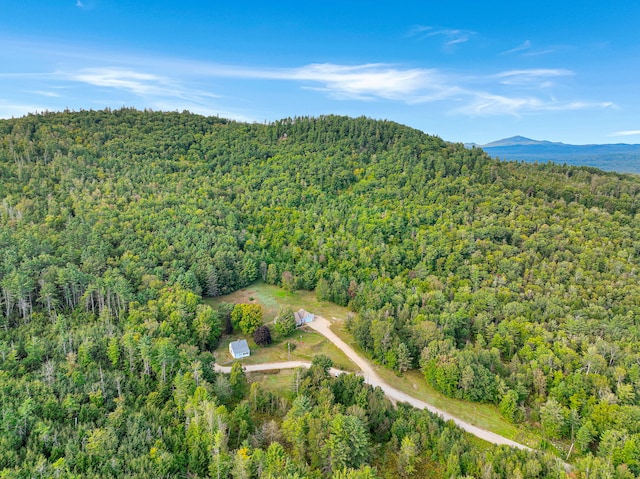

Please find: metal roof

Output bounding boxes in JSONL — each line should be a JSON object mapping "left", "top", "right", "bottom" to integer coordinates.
{"left": 229, "top": 339, "right": 250, "bottom": 356}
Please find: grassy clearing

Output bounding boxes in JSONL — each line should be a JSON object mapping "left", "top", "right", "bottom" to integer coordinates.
{"left": 246, "top": 369, "right": 297, "bottom": 397}
{"left": 206, "top": 283, "right": 356, "bottom": 371}
{"left": 206, "top": 281, "right": 543, "bottom": 448}
{"left": 214, "top": 328, "right": 356, "bottom": 372}
{"left": 206, "top": 284, "right": 281, "bottom": 321}
{"left": 206, "top": 282, "right": 351, "bottom": 322}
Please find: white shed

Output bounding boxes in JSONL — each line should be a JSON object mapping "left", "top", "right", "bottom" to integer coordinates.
{"left": 229, "top": 339, "right": 250, "bottom": 359}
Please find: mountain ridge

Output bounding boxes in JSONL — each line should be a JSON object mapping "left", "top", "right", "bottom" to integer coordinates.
{"left": 466, "top": 135, "right": 640, "bottom": 174}
{"left": 480, "top": 136, "right": 565, "bottom": 148}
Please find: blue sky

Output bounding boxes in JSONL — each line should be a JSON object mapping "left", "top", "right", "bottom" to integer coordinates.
{"left": 2, "top": 0, "right": 640, "bottom": 144}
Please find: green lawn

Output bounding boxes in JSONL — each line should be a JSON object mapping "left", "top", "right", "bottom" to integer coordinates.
{"left": 206, "top": 281, "right": 544, "bottom": 449}
{"left": 206, "top": 283, "right": 357, "bottom": 371}
{"left": 205, "top": 282, "right": 351, "bottom": 322}
{"left": 214, "top": 328, "right": 357, "bottom": 372}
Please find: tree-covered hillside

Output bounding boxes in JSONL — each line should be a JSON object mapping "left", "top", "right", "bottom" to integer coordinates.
{"left": 1, "top": 109, "right": 639, "bottom": 478}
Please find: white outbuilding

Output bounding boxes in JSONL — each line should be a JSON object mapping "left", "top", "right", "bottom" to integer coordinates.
{"left": 229, "top": 339, "right": 250, "bottom": 359}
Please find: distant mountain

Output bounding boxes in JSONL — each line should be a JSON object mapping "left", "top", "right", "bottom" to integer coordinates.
{"left": 481, "top": 136, "right": 563, "bottom": 148}
{"left": 469, "top": 136, "right": 640, "bottom": 174}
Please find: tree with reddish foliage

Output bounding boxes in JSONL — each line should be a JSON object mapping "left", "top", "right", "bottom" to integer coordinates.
{"left": 253, "top": 325, "right": 272, "bottom": 346}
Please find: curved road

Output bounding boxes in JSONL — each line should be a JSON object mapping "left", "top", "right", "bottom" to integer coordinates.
{"left": 216, "top": 315, "right": 530, "bottom": 451}
{"left": 306, "top": 316, "right": 531, "bottom": 451}
{"left": 213, "top": 360, "right": 347, "bottom": 378}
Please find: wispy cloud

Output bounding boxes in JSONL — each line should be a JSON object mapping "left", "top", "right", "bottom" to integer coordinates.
{"left": 42, "top": 61, "right": 617, "bottom": 118}
{"left": 0, "top": 100, "right": 51, "bottom": 118}
{"left": 457, "top": 94, "right": 614, "bottom": 117}
{"left": 31, "top": 90, "right": 60, "bottom": 97}
{"left": 68, "top": 68, "right": 174, "bottom": 96}
{"left": 494, "top": 69, "right": 573, "bottom": 88}
{"left": 76, "top": 0, "right": 84, "bottom": 7}
{"left": 292, "top": 63, "right": 440, "bottom": 101}
{"left": 0, "top": 38, "right": 614, "bottom": 121}
{"left": 0, "top": 72, "right": 55, "bottom": 79}
{"left": 428, "top": 28, "right": 476, "bottom": 47}
{"left": 407, "top": 25, "right": 432, "bottom": 37}
{"left": 522, "top": 48, "right": 557, "bottom": 57}
{"left": 611, "top": 130, "right": 640, "bottom": 136}
{"left": 502, "top": 40, "right": 531, "bottom": 55}
{"left": 205, "top": 62, "right": 612, "bottom": 116}
{"left": 407, "top": 25, "right": 475, "bottom": 48}
{"left": 172, "top": 62, "right": 443, "bottom": 102}
{"left": 501, "top": 40, "right": 558, "bottom": 58}
{"left": 62, "top": 67, "right": 223, "bottom": 104}
{"left": 495, "top": 69, "right": 573, "bottom": 79}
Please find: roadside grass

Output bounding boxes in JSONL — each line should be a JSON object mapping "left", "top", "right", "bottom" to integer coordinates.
{"left": 380, "top": 368, "right": 541, "bottom": 447}
{"left": 206, "top": 281, "right": 543, "bottom": 449}
{"left": 329, "top": 319, "right": 542, "bottom": 449}
{"left": 246, "top": 369, "right": 297, "bottom": 398}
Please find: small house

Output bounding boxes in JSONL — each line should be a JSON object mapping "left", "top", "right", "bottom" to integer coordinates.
{"left": 229, "top": 339, "right": 250, "bottom": 359}
{"left": 294, "top": 308, "right": 314, "bottom": 326}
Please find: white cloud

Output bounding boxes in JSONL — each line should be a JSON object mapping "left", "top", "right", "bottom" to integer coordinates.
{"left": 69, "top": 68, "right": 172, "bottom": 95}
{"left": 59, "top": 62, "right": 614, "bottom": 118}
{"left": 0, "top": 100, "right": 50, "bottom": 118}
{"left": 183, "top": 62, "right": 443, "bottom": 102}
{"left": 611, "top": 130, "right": 640, "bottom": 136}
{"left": 31, "top": 90, "right": 60, "bottom": 97}
{"left": 493, "top": 69, "right": 573, "bottom": 87}
{"left": 7, "top": 36, "right": 611, "bottom": 121}
{"left": 495, "top": 69, "right": 573, "bottom": 79}
{"left": 548, "top": 101, "right": 615, "bottom": 111}
{"left": 406, "top": 25, "right": 432, "bottom": 37}
{"left": 501, "top": 41, "right": 559, "bottom": 58}
{"left": 61, "top": 61, "right": 450, "bottom": 109}
{"left": 460, "top": 94, "right": 537, "bottom": 116}
{"left": 430, "top": 29, "right": 476, "bottom": 46}
{"left": 522, "top": 49, "right": 557, "bottom": 57}
{"left": 63, "top": 67, "right": 223, "bottom": 104}
{"left": 407, "top": 25, "right": 475, "bottom": 47}
{"left": 457, "top": 93, "right": 614, "bottom": 117}
{"left": 291, "top": 63, "right": 439, "bottom": 101}
{"left": 502, "top": 40, "right": 532, "bottom": 55}
{"left": 76, "top": 0, "right": 84, "bottom": 7}
{"left": 274, "top": 63, "right": 611, "bottom": 115}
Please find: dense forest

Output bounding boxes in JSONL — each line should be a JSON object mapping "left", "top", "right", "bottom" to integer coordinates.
{"left": 1, "top": 109, "right": 639, "bottom": 478}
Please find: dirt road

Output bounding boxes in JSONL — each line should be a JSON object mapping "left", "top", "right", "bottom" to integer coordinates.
{"left": 213, "top": 315, "right": 580, "bottom": 470}
{"left": 213, "top": 360, "right": 346, "bottom": 377}
{"left": 214, "top": 315, "right": 530, "bottom": 450}
{"left": 306, "top": 315, "right": 531, "bottom": 450}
